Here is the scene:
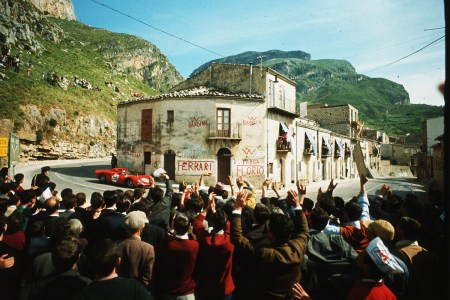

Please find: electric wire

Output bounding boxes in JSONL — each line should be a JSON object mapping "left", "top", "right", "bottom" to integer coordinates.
{"left": 90, "top": 0, "right": 226, "bottom": 58}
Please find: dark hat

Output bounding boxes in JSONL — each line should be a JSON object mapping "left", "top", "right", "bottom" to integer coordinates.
{"left": 41, "top": 166, "right": 51, "bottom": 172}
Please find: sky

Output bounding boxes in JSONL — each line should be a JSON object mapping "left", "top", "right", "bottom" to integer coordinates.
{"left": 72, "top": 0, "right": 445, "bottom": 106}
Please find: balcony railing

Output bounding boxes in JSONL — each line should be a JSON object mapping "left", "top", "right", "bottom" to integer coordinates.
{"left": 276, "top": 137, "right": 291, "bottom": 152}
{"left": 207, "top": 122, "right": 242, "bottom": 140}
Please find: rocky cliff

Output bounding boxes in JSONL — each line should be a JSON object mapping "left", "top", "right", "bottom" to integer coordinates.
{"left": 28, "top": 0, "right": 76, "bottom": 20}
{"left": 0, "top": 0, "right": 64, "bottom": 53}
{"left": 0, "top": 0, "right": 183, "bottom": 163}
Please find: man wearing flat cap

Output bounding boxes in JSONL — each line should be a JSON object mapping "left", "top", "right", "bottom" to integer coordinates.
{"left": 117, "top": 211, "right": 155, "bottom": 291}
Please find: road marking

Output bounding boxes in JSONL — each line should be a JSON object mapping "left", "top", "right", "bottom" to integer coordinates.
{"left": 53, "top": 171, "right": 110, "bottom": 192}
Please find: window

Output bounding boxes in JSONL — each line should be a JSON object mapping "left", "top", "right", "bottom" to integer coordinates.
{"left": 141, "top": 109, "right": 152, "bottom": 141}
{"left": 167, "top": 110, "right": 174, "bottom": 123}
{"left": 216, "top": 108, "right": 230, "bottom": 137}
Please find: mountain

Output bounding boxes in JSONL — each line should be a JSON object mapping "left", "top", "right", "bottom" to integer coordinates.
{"left": 0, "top": 0, "right": 183, "bottom": 161}
{"left": 191, "top": 50, "right": 443, "bottom": 136}
{"left": 190, "top": 49, "right": 311, "bottom": 77}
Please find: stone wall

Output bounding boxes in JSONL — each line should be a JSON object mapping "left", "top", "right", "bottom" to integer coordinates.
{"left": 0, "top": 104, "right": 116, "bottom": 162}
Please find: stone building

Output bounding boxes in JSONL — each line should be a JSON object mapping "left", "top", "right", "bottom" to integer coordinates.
{"left": 116, "top": 63, "right": 357, "bottom": 188}
{"left": 306, "top": 103, "right": 362, "bottom": 138}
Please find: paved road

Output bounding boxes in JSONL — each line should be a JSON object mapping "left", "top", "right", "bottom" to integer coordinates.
{"left": 15, "top": 158, "right": 428, "bottom": 204}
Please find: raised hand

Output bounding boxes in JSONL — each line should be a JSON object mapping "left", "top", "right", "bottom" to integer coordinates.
{"left": 234, "top": 189, "right": 249, "bottom": 210}
{"left": 297, "top": 183, "right": 306, "bottom": 195}
{"left": 208, "top": 192, "right": 216, "bottom": 214}
{"left": 360, "top": 174, "right": 368, "bottom": 185}
{"left": 317, "top": 187, "right": 324, "bottom": 203}
{"left": 263, "top": 178, "right": 272, "bottom": 188}
{"left": 327, "top": 178, "right": 338, "bottom": 192}
{"left": 287, "top": 189, "right": 300, "bottom": 207}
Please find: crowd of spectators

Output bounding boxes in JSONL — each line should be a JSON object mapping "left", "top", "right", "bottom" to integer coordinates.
{"left": 0, "top": 165, "right": 445, "bottom": 300}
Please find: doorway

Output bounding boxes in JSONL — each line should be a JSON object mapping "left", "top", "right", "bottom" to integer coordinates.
{"left": 164, "top": 150, "right": 176, "bottom": 180}
{"left": 217, "top": 148, "right": 231, "bottom": 183}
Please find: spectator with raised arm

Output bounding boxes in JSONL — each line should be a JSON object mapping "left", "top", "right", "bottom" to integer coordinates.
{"left": 192, "top": 192, "right": 234, "bottom": 300}
{"left": 231, "top": 185, "right": 309, "bottom": 299}
{"left": 147, "top": 172, "right": 173, "bottom": 232}
{"left": 322, "top": 175, "right": 370, "bottom": 253}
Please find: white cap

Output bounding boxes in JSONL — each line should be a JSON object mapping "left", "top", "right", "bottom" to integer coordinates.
{"left": 366, "top": 237, "right": 404, "bottom": 274}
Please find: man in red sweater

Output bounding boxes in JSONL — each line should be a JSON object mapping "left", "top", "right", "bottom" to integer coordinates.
{"left": 155, "top": 212, "right": 199, "bottom": 299}
{"left": 192, "top": 192, "right": 234, "bottom": 300}
{"left": 346, "top": 237, "right": 400, "bottom": 300}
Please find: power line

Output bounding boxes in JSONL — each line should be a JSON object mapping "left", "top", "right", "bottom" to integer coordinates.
{"left": 90, "top": 0, "right": 226, "bottom": 58}
{"left": 366, "top": 35, "right": 445, "bottom": 74}
{"left": 424, "top": 27, "right": 445, "bottom": 31}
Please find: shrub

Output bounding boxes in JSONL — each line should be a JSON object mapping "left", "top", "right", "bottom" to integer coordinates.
{"left": 49, "top": 119, "right": 58, "bottom": 127}
{"left": 36, "top": 129, "right": 44, "bottom": 143}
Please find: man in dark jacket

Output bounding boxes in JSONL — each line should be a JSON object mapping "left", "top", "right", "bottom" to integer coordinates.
{"left": 231, "top": 187, "right": 309, "bottom": 300}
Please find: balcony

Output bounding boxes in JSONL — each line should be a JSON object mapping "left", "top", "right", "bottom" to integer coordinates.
{"left": 321, "top": 147, "right": 332, "bottom": 157}
{"left": 207, "top": 122, "right": 242, "bottom": 141}
{"left": 303, "top": 148, "right": 314, "bottom": 156}
{"left": 334, "top": 149, "right": 341, "bottom": 158}
{"left": 276, "top": 137, "right": 291, "bottom": 152}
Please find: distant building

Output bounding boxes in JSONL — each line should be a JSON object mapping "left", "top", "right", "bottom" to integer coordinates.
{"left": 423, "top": 116, "right": 444, "bottom": 156}
{"left": 380, "top": 143, "right": 420, "bottom": 166}
{"left": 414, "top": 116, "right": 444, "bottom": 194}
{"left": 306, "top": 103, "right": 362, "bottom": 138}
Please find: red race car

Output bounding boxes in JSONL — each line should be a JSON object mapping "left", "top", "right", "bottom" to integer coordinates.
{"left": 95, "top": 168, "right": 153, "bottom": 188}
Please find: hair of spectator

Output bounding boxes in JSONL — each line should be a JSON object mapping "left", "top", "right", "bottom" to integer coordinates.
{"left": 184, "top": 196, "right": 203, "bottom": 214}
{"left": 344, "top": 201, "right": 362, "bottom": 222}
{"left": 75, "top": 192, "right": 86, "bottom": 207}
{"left": 133, "top": 188, "right": 144, "bottom": 200}
{"left": 268, "top": 213, "right": 294, "bottom": 244}
{"left": 103, "top": 190, "right": 118, "bottom": 208}
{"left": 90, "top": 238, "right": 120, "bottom": 278}
{"left": 6, "top": 212, "right": 25, "bottom": 233}
{"left": 211, "top": 209, "right": 228, "bottom": 232}
{"left": 173, "top": 212, "right": 190, "bottom": 235}
{"left": 14, "top": 173, "right": 24, "bottom": 183}
{"left": 254, "top": 203, "right": 271, "bottom": 225}
{"left": 60, "top": 188, "right": 73, "bottom": 201}
{"left": 90, "top": 192, "right": 104, "bottom": 209}
{"left": 46, "top": 217, "right": 71, "bottom": 246}
{"left": 309, "top": 207, "right": 330, "bottom": 231}
{"left": 20, "top": 189, "right": 36, "bottom": 205}
{"left": 52, "top": 238, "right": 81, "bottom": 272}
{"left": 148, "top": 186, "right": 164, "bottom": 203}
{"left": 398, "top": 217, "right": 422, "bottom": 241}
{"left": 69, "top": 218, "right": 83, "bottom": 237}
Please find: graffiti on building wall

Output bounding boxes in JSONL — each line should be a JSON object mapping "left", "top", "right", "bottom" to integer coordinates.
{"left": 119, "top": 151, "right": 141, "bottom": 158}
{"left": 188, "top": 117, "right": 209, "bottom": 128}
{"left": 118, "top": 122, "right": 140, "bottom": 142}
{"left": 242, "top": 147, "right": 256, "bottom": 156}
{"left": 177, "top": 160, "right": 215, "bottom": 174}
{"left": 178, "top": 144, "right": 211, "bottom": 159}
{"left": 243, "top": 116, "right": 262, "bottom": 126}
{"left": 236, "top": 159, "right": 265, "bottom": 176}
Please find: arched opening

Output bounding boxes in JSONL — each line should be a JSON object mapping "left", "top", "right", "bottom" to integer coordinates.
{"left": 217, "top": 148, "right": 231, "bottom": 183}
{"left": 164, "top": 150, "right": 176, "bottom": 180}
